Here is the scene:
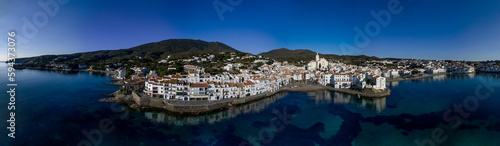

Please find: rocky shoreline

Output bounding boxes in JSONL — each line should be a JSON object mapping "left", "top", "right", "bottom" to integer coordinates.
{"left": 14, "top": 66, "right": 117, "bottom": 74}
{"left": 100, "top": 85, "right": 390, "bottom": 115}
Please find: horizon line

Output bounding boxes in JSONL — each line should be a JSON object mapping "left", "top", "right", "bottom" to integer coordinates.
{"left": 6, "top": 39, "right": 500, "bottom": 62}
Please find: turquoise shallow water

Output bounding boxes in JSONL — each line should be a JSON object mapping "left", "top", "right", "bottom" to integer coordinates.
{"left": 1, "top": 63, "right": 500, "bottom": 145}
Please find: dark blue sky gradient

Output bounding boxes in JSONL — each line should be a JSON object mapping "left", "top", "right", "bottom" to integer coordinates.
{"left": 2, "top": 0, "right": 500, "bottom": 61}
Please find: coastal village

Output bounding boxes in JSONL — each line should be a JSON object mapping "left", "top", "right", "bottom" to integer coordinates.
{"left": 22, "top": 48, "right": 498, "bottom": 113}
{"left": 11, "top": 48, "right": 500, "bottom": 114}
{"left": 105, "top": 53, "right": 495, "bottom": 102}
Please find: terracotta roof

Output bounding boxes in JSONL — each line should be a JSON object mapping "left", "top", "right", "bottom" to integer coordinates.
{"left": 244, "top": 81, "right": 255, "bottom": 86}
{"left": 190, "top": 83, "right": 208, "bottom": 88}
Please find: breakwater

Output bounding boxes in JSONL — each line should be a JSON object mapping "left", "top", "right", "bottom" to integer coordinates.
{"left": 111, "top": 85, "right": 391, "bottom": 114}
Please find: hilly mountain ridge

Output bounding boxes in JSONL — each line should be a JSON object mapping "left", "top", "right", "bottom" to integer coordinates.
{"left": 258, "top": 48, "right": 381, "bottom": 64}
{"left": 16, "top": 39, "right": 240, "bottom": 65}
{"left": 14, "top": 39, "right": 382, "bottom": 68}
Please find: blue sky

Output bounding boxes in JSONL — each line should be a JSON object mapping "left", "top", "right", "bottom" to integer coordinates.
{"left": 1, "top": 0, "right": 500, "bottom": 61}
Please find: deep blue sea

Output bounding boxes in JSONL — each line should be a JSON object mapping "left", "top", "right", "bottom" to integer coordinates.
{"left": 1, "top": 63, "right": 500, "bottom": 146}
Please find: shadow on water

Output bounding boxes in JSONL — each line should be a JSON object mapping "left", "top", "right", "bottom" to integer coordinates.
{"left": 18, "top": 68, "right": 113, "bottom": 77}
{"left": 307, "top": 90, "right": 387, "bottom": 112}
{"left": 140, "top": 92, "right": 290, "bottom": 126}
{"left": 139, "top": 89, "right": 389, "bottom": 126}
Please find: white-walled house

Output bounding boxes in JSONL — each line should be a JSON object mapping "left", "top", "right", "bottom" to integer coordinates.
{"left": 352, "top": 73, "right": 367, "bottom": 89}
{"left": 293, "top": 73, "right": 303, "bottom": 81}
{"left": 430, "top": 68, "right": 446, "bottom": 74}
{"left": 148, "top": 70, "right": 158, "bottom": 77}
{"left": 389, "top": 69, "right": 400, "bottom": 78}
{"left": 117, "top": 69, "right": 126, "bottom": 79}
{"left": 331, "top": 74, "right": 351, "bottom": 88}
{"left": 143, "top": 72, "right": 291, "bottom": 101}
{"left": 369, "top": 76, "right": 386, "bottom": 90}
{"left": 308, "top": 61, "right": 317, "bottom": 70}
{"left": 319, "top": 74, "right": 332, "bottom": 86}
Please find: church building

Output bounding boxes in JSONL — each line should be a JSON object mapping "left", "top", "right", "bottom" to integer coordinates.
{"left": 308, "top": 53, "right": 329, "bottom": 70}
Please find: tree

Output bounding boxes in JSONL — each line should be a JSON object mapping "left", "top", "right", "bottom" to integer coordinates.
{"left": 166, "top": 69, "right": 178, "bottom": 75}
{"left": 412, "top": 70, "right": 421, "bottom": 75}
{"left": 366, "top": 79, "right": 373, "bottom": 85}
{"left": 232, "top": 69, "right": 240, "bottom": 74}
{"left": 236, "top": 52, "right": 247, "bottom": 57}
{"left": 266, "top": 60, "right": 274, "bottom": 65}
{"left": 256, "top": 62, "right": 264, "bottom": 67}
{"left": 147, "top": 62, "right": 158, "bottom": 71}
{"left": 125, "top": 68, "right": 134, "bottom": 79}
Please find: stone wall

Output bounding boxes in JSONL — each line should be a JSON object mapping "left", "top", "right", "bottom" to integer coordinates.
{"left": 130, "top": 89, "right": 282, "bottom": 114}
{"left": 130, "top": 85, "right": 389, "bottom": 114}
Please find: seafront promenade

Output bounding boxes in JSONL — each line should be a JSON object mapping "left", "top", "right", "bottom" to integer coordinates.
{"left": 103, "top": 83, "right": 391, "bottom": 114}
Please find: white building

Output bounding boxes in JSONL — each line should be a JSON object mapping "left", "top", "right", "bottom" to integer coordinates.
{"left": 308, "top": 61, "right": 317, "bottom": 70}
{"left": 319, "top": 74, "right": 332, "bottom": 86}
{"left": 144, "top": 72, "right": 290, "bottom": 101}
{"left": 148, "top": 70, "right": 158, "bottom": 77}
{"left": 308, "top": 53, "right": 329, "bottom": 70}
{"left": 430, "top": 68, "right": 446, "bottom": 74}
{"left": 368, "top": 75, "right": 386, "bottom": 90}
{"left": 223, "top": 64, "right": 233, "bottom": 71}
{"left": 184, "top": 65, "right": 205, "bottom": 73}
{"left": 117, "top": 69, "right": 126, "bottom": 79}
{"left": 293, "top": 73, "right": 303, "bottom": 81}
{"left": 331, "top": 74, "right": 351, "bottom": 88}
{"left": 132, "top": 67, "right": 148, "bottom": 74}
